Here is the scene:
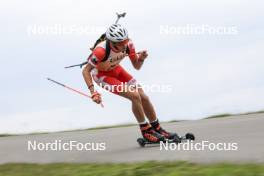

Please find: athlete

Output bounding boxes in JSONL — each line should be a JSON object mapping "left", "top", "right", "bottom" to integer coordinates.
{"left": 82, "top": 24, "right": 176, "bottom": 142}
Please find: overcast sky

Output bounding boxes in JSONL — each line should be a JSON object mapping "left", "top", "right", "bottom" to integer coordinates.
{"left": 1, "top": 0, "right": 264, "bottom": 134}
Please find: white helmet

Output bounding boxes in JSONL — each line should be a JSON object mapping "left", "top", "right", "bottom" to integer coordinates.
{"left": 106, "top": 24, "right": 128, "bottom": 42}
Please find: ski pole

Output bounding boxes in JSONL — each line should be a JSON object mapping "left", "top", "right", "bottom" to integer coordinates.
{"left": 47, "top": 78, "right": 104, "bottom": 108}
{"left": 64, "top": 52, "right": 143, "bottom": 69}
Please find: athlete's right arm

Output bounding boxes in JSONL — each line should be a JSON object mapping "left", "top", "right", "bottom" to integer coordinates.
{"left": 82, "top": 63, "right": 102, "bottom": 104}
{"left": 82, "top": 63, "right": 95, "bottom": 94}
{"left": 83, "top": 47, "right": 105, "bottom": 94}
{"left": 82, "top": 47, "right": 105, "bottom": 104}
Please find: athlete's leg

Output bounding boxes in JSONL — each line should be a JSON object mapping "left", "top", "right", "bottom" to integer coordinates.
{"left": 137, "top": 87, "right": 157, "bottom": 122}
{"left": 99, "top": 79, "right": 165, "bottom": 141}
{"left": 118, "top": 86, "right": 146, "bottom": 123}
{"left": 137, "top": 87, "right": 177, "bottom": 139}
{"left": 113, "top": 66, "right": 146, "bottom": 123}
{"left": 111, "top": 84, "right": 164, "bottom": 142}
{"left": 117, "top": 66, "right": 157, "bottom": 122}
{"left": 92, "top": 68, "right": 164, "bottom": 142}
{"left": 94, "top": 73, "right": 146, "bottom": 123}
{"left": 118, "top": 66, "right": 177, "bottom": 139}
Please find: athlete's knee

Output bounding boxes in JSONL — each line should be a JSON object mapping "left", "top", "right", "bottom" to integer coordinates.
{"left": 140, "top": 93, "right": 150, "bottom": 103}
{"left": 128, "top": 91, "right": 141, "bottom": 102}
{"left": 138, "top": 90, "right": 149, "bottom": 102}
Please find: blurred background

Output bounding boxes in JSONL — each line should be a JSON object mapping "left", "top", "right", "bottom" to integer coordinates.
{"left": 1, "top": 0, "right": 264, "bottom": 134}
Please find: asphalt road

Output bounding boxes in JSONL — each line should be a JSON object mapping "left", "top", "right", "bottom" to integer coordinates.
{"left": 0, "top": 113, "right": 263, "bottom": 164}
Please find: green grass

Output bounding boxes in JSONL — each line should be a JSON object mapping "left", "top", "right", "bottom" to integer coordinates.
{"left": 0, "top": 134, "right": 12, "bottom": 137}
{"left": 0, "top": 124, "right": 137, "bottom": 138}
{"left": 205, "top": 113, "right": 232, "bottom": 119}
{"left": 0, "top": 161, "right": 263, "bottom": 176}
{"left": 87, "top": 123, "right": 136, "bottom": 130}
{"left": 205, "top": 110, "right": 264, "bottom": 119}
{"left": 1, "top": 110, "right": 264, "bottom": 137}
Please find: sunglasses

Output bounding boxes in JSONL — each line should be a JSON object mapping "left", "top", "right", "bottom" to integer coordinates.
{"left": 112, "top": 39, "right": 129, "bottom": 46}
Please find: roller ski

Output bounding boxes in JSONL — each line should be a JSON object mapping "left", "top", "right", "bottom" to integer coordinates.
{"left": 138, "top": 120, "right": 194, "bottom": 147}
{"left": 137, "top": 132, "right": 195, "bottom": 147}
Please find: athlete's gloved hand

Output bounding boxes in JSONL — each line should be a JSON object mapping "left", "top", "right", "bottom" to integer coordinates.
{"left": 138, "top": 50, "right": 148, "bottom": 62}
{"left": 91, "top": 91, "right": 102, "bottom": 104}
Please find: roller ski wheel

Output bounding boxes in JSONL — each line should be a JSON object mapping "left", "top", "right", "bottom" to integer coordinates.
{"left": 172, "top": 134, "right": 181, "bottom": 144}
{"left": 137, "top": 136, "right": 166, "bottom": 147}
{"left": 185, "top": 133, "right": 195, "bottom": 140}
{"left": 137, "top": 138, "right": 146, "bottom": 147}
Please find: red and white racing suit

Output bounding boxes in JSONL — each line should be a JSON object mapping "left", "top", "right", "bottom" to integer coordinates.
{"left": 87, "top": 40, "right": 138, "bottom": 94}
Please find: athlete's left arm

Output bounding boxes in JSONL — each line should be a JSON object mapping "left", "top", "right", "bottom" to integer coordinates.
{"left": 127, "top": 41, "right": 148, "bottom": 70}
